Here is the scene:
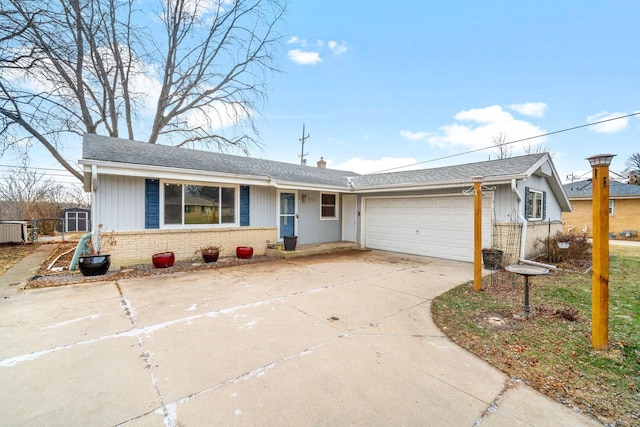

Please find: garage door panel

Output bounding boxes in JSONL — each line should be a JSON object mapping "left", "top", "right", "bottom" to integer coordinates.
{"left": 364, "top": 196, "right": 491, "bottom": 262}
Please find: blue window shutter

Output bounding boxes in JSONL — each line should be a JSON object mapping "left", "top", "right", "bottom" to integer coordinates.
{"left": 542, "top": 191, "right": 547, "bottom": 221}
{"left": 240, "top": 186, "right": 250, "bottom": 226}
{"left": 145, "top": 179, "right": 160, "bottom": 229}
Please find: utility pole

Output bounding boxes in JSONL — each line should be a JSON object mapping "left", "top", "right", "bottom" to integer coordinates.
{"left": 299, "top": 123, "right": 310, "bottom": 165}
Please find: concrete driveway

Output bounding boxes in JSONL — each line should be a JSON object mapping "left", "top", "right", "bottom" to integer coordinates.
{"left": 0, "top": 250, "right": 599, "bottom": 426}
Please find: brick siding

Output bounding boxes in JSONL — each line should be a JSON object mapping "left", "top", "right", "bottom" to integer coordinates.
{"left": 563, "top": 199, "right": 640, "bottom": 238}
{"left": 98, "top": 227, "right": 277, "bottom": 266}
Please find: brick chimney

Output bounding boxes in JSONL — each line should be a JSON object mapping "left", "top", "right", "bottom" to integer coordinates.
{"left": 317, "top": 157, "right": 326, "bottom": 168}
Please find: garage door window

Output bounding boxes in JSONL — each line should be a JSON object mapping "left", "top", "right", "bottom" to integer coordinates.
{"left": 321, "top": 193, "right": 338, "bottom": 219}
{"left": 525, "top": 187, "right": 545, "bottom": 221}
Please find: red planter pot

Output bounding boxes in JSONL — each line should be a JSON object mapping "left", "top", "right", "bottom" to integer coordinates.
{"left": 152, "top": 252, "right": 175, "bottom": 268}
{"left": 236, "top": 246, "right": 253, "bottom": 259}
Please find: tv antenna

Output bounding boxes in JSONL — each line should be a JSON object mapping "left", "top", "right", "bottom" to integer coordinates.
{"left": 299, "top": 123, "right": 310, "bottom": 165}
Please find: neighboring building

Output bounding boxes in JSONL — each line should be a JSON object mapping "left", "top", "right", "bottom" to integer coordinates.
{"left": 563, "top": 179, "right": 640, "bottom": 239}
{"left": 57, "top": 207, "right": 91, "bottom": 233}
{"left": 80, "top": 134, "right": 571, "bottom": 266}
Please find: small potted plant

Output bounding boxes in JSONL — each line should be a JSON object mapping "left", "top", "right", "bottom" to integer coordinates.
{"left": 481, "top": 248, "right": 503, "bottom": 270}
{"left": 200, "top": 245, "right": 220, "bottom": 263}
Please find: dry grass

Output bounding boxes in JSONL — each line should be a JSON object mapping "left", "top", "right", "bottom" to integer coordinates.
{"left": 432, "top": 244, "right": 640, "bottom": 426}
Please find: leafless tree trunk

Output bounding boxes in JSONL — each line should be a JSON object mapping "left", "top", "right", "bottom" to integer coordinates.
{"left": 490, "top": 132, "right": 512, "bottom": 159}
{"left": 0, "top": 0, "right": 285, "bottom": 180}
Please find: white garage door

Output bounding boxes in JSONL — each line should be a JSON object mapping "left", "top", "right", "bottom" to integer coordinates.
{"left": 363, "top": 196, "right": 492, "bottom": 262}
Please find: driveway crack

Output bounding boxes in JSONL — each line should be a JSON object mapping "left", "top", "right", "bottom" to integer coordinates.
{"left": 115, "top": 281, "right": 174, "bottom": 426}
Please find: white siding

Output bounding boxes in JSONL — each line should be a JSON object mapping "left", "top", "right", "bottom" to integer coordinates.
{"left": 518, "top": 175, "right": 563, "bottom": 221}
{"left": 493, "top": 184, "right": 519, "bottom": 222}
{"left": 297, "top": 191, "right": 342, "bottom": 244}
{"left": 97, "top": 175, "right": 145, "bottom": 231}
{"left": 249, "top": 186, "right": 276, "bottom": 227}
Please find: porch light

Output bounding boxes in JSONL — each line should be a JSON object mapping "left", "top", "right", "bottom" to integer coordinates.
{"left": 471, "top": 175, "right": 483, "bottom": 183}
{"left": 586, "top": 154, "right": 615, "bottom": 168}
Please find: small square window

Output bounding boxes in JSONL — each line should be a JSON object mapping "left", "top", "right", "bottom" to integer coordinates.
{"left": 321, "top": 193, "right": 338, "bottom": 219}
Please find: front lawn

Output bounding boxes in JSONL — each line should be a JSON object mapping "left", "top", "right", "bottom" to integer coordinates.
{"left": 432, "top": 245, "right": 640, "bottom": 426}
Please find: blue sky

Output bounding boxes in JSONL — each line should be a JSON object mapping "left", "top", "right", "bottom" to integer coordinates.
{"left": 5, "top": 0, "right": 639, "bottom": 186}
{"left": 254, "top": 1, "right": 639, "bottom": 181}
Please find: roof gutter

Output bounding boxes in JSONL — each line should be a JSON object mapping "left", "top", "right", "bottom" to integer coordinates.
{"left": 80, "top": 159, "right": 350, "bottom": 193}
{"left": 352, "top": 176, "right": 525, "bottom": 194}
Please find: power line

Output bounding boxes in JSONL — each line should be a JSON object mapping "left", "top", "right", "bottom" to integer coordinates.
{"left": 370, "top": 111, "right": 640, "bottom": 174}
{"left": 0, "top": 163, "right": 80, "bottom": 173}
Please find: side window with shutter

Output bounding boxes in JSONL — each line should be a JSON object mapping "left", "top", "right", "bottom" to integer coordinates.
{"left": 524, "top": 186, "right": 545, "bottom": 221}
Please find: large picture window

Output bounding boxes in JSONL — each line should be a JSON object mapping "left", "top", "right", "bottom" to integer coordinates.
{"left": 163, "top": 183, "right": 236, "bottom": 225}
{"left": 321, "top": 193, "right": 338, "bottom": 219}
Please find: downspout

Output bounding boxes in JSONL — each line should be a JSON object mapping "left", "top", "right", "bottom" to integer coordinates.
{"left": 90, "top": 165, "right": 100, "bottom": 252}
{"left": 69, "top": 165, "right": 99, "bottom": 271}
{"left": 512, "top": 179, "right": 557, "bottom": 270}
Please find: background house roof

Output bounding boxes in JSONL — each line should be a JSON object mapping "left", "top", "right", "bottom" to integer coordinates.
{"left": 563, "top": 179, "right": 640, "bottom": 199}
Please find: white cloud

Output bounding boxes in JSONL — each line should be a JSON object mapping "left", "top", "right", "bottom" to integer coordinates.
{"left": 399, "top": 130, "right": 430, "bottom": 141}
{"left": 328, "top": 41, "right": 348, "bottom": 55}
{"left": 287, "top": 36, "right": 348, "bottom": 64}
{"left": 405, "top": 105, "right": 546, "bottom": 153}
{"left": 287, "top": 49, "right": 322, "bottom": 65}
{"left": 454, "top": 105, "right": 513, "bottom": 124}
{"left": 286, "top": 36, "right": 307, "bottom": 46}
{"left": 508, "top": 102, "right": 547, "bottom": 117}
{"left": 587, "top": 111, "right": 629, "bottom": 133}
{"left": 331, "top": 157, "right": 421, "bottom": 174}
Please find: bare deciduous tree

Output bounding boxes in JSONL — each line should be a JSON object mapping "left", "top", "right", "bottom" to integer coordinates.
{"left": 0, "top": 0, "right": 285, "bottom": 181}
{"left": 523, "top": 141, "right": 551, "bottom": 156}
{"left": 490, "top": 132, "right": 512, "bottom": 159}
{"left": 0, "top": 164, "right": 65, "bottom": 221}
{"left": 624, "top": 152, "right": 640, "bottom": 185}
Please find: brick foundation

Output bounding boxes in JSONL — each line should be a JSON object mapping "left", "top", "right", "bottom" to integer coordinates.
{"left": 97, "top": 227, "right": 278, "bottom": 266}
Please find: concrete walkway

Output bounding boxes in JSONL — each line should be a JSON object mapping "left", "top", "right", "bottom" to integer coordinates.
{"left": 0, "top": 251, "right": 601, "bottom": 426}
{"left": 0, "top": 244, "right": 58, "bottom": 291}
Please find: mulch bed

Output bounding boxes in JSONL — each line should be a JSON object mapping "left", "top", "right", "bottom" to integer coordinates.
{"left": 26, "top": 243, "right": 277, "bottom": 289}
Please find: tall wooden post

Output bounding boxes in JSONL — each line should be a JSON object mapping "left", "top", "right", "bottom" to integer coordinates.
{"left": 587, "top": 154, "right": 615, "bottom": 350}
{"left": 473, "top": 176, "right": 483, "bottom": 292}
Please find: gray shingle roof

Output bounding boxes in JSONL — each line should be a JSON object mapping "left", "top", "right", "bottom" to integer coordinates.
{"left": 83, "top": 134, "right": 359, "bottom": 187}
{"left": 82, "top": 134, "right": 549, "bottom": 189}
{"left": 563, "top": 179, "right": 640, "bottom": 198}
{"left": 351, "top": 153, "right": 546, "bottom": 187}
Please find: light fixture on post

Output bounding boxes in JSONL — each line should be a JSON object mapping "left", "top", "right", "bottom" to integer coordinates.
{"left": 586, "top": 153, "right": 615, "bottom": 351}
{"left": 472, "top": 176, "right": 483, "bottom": 292}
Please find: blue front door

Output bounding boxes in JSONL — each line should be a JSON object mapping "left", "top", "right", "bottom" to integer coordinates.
{"left": 279, "top": 192, "right": 296, "bottom": 238}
